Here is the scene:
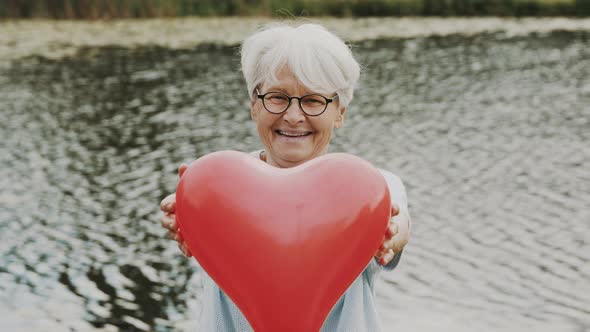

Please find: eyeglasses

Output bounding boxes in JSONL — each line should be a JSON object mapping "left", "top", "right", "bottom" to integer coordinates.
{"left": 256, "top": 88, "right": 338, "bottom": 117}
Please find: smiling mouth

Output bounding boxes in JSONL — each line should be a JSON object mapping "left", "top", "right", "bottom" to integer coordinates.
{"left": 275, "top": 130, "right": 312, "bottom": 137}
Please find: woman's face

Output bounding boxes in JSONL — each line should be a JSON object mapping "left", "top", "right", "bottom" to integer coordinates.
{"left": 250, "top": 69, "right": 346, "bottom": 168}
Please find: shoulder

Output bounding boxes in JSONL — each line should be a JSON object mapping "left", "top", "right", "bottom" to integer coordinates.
{"left": 377, "top": 168, "right": 408, "bottom": 206}
{"left": 377, "top": 168, "right": 405, "bottom": 191}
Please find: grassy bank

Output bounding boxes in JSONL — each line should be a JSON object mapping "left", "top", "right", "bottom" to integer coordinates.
{"left": 1, "top": 0, "right": 590, "bottom": 19}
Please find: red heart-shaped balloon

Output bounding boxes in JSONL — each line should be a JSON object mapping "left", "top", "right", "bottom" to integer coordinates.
{"left": 176, "top": 151, "right": 390, "bottom": 332}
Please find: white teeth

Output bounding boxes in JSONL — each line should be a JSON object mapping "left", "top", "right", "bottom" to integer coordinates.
{"left": 277, "top": 130, "right": 310, "bottom": 137}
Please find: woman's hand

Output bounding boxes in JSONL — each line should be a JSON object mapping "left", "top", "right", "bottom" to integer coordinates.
{"left": 160, "top": 163, "right": 192, "bottom": 257}
{"left": 374, "top": 203, "right": 410, "bottom": 266}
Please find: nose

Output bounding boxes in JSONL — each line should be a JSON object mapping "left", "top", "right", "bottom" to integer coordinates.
{"left": 282, "top": 99, "right": 306, "bottom": 124}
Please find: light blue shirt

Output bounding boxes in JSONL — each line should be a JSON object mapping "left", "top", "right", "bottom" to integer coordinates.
{"left": 197, "top": 152, "right": 410, "bottom": 331}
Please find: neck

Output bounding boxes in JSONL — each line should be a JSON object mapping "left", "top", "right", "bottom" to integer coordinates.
{"left": 260, "top": 150, "right": 327, "bottom": 168}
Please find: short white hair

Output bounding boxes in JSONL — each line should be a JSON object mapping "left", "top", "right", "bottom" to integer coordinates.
{"left": 240, "top": 22, "right": 360, "bottom": 108}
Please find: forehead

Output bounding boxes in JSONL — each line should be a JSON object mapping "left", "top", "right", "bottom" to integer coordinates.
{"left": 261, "top": 68, "right": 307, "bottom": 92}
{"left": 260, "top": 66, "right": 333, "bottom": 96}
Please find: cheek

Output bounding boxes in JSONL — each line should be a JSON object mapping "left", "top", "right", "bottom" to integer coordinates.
{"left": 254, "top": 113, "right": 278, "bottom": 138}
{"left": 317, "top": 116, "right": 338, "bottom": 134}
{"left": 311, "top": 120, "right": 337, "bottom": 144}
{"left": 252, "top": 105, "right": 269, "bottom": 126}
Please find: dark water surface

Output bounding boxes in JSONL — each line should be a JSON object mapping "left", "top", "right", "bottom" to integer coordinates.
{"left": 1, "top": 31, "right": 589, "bottom": 331}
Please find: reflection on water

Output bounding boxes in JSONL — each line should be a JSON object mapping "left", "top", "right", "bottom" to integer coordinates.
{"left": 1, "top": 30, "right": 589, "bottom": 331}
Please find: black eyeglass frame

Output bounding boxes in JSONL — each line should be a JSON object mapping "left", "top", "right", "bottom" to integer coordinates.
{"left": 255, "top": 88, "right": 339, "bottom": 117}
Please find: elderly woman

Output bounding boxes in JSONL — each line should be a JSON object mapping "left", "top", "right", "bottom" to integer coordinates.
{"left": 160, "top": 22, "right": 411, "bottom": 331}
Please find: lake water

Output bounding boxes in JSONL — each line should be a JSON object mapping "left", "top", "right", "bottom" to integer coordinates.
{"left": 1, "top": 23, "right": 589, "bottom": 331}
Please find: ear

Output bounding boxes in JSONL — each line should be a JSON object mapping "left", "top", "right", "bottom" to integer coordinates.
{"left": 334, "top": 106, "right": 346, "bottom": 129}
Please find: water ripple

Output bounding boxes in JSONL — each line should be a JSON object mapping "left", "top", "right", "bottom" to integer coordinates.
{"left": 1, "top": 30, "right": 589, "bottom": 331}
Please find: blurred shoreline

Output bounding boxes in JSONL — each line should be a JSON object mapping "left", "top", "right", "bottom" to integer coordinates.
{"left": 2, "top": 17, "right": 590, "bottom": 65}
{"left": 2, "top": 0, "right": 589, "bottom": 18}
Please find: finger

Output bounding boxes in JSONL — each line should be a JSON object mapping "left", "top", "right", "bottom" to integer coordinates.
{"left": 160, "top": 195, "right": 172, "bottom": 212}
{"left": 182, "top": 242, "right": 193, "bottom": 257}
{"left": 390, "top": 203, "right": 400, "bottom": 217}
{"left": 178, "top": 243, "right": 187, "bottom": 256}
{"left": 375, "top": 245, "right": 386, "bottom": 259}
{"left": 160, "top": 194, "right": 176, "bottom": 213}
{"left": 178, "top": 163, "right": 189, "bottom": 178}
{"left": 382, "top": 236, "right": 396, "bottom": 254}
{"left": 375, "top": 238, "right": 389, "bottom": 257}
{"left": 375, "top": 245, "right": 391, "bottom": 258}
{"left": 168, "top": 229, "right": 177, "bottom": 240}
{"left": 179, "top": 242, "right": 193, "bottom": 257}
{"left": 379, "top": 249, "right": 395, "bottom": 266}
{"left": 174, "top": 231, "right": 182, "bottom": 242}
{"left": 385, "top": 231, "right": 408, "bottom": 254}
{"left": 160, "top": 213, "right": 177, "bottom": 231}
{"left": 376, "top": 235, "right": 385, "bottom": 250}
{"left": 385, "top": 222, "right": 399, "bottom": 239}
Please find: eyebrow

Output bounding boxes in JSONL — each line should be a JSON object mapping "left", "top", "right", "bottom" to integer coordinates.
{"left": 263, "top": 86, "right": 322, "bottom": 96}
{"left": 264, "top": 86, "right": 294, "bottom": 94}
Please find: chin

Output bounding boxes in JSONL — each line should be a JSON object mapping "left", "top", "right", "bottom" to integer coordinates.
{"left": 280, "top": 150, "right": 313, "bottom": 164}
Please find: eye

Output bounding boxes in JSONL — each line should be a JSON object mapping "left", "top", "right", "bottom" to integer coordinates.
{"left": 266, "top": 93, "right": 289, "bottom": 103}
{"left": 302, "top": 95, "right": 326, "bottom": 106}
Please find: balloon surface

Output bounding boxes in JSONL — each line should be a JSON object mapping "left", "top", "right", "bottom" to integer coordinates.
{"left": 176, "top": 151, "right": 391, "bottom": 332}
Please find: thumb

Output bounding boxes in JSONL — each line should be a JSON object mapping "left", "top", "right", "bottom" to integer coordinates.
{"left": 390, "top": 203, "right": 400, "bottom": 218}
{"left": 178, "top": 163, "right": 189, "bottom": 178}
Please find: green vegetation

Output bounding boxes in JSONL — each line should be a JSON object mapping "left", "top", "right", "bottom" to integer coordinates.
{"left": 1, "top": 0, "right": 589, "bottom": 18}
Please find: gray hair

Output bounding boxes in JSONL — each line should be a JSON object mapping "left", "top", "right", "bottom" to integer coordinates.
{"left": 240, "top": 22, "right": 360, "bottom": 108}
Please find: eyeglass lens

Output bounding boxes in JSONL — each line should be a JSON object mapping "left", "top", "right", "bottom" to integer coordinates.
{"left": 263, "top": 92, "right": 328, "bottom": 116}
